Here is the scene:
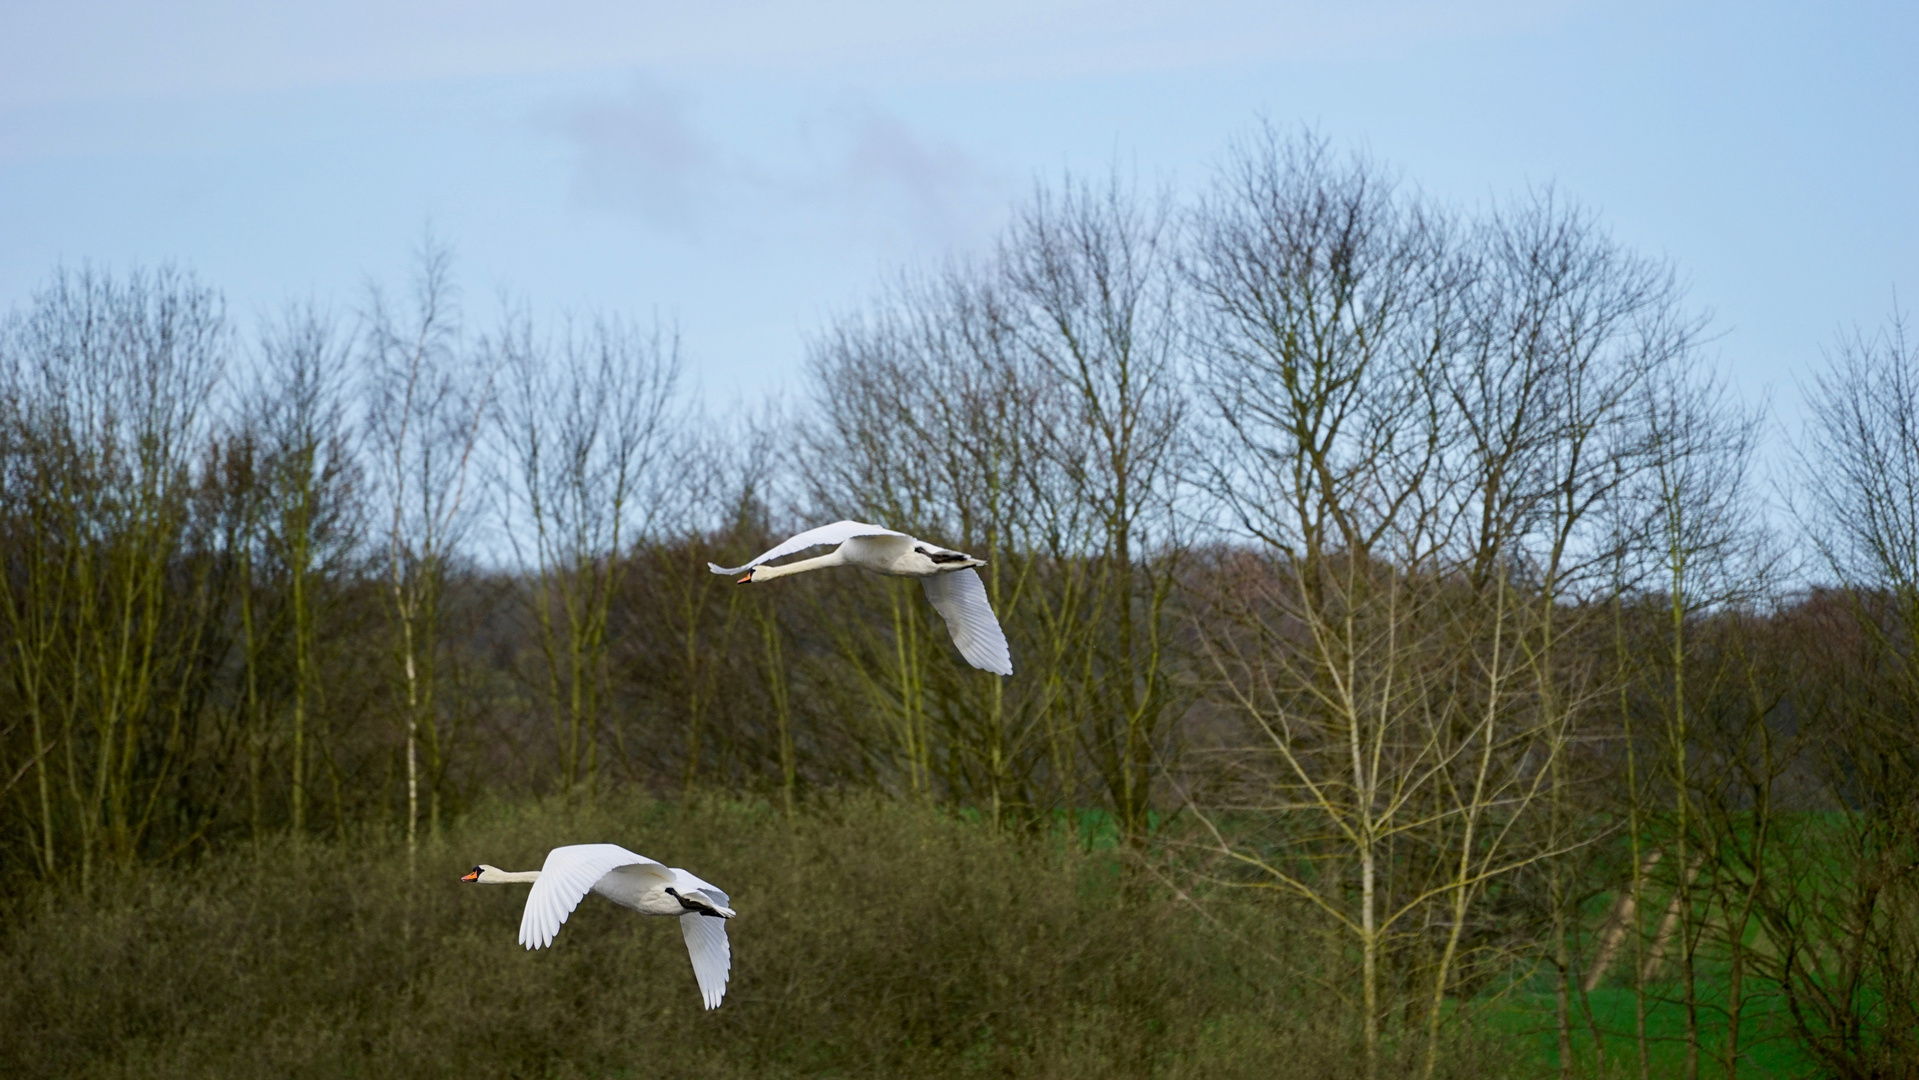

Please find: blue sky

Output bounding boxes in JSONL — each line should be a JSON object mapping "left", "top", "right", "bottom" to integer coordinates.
{"left": 2, "top": 1, "right": 1913, "bottom": 426}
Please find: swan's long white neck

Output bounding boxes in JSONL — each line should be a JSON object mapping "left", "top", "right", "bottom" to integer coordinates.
{"left": 482, "top": 869, "right": 541, "bottom": 884}
{"left": 752, "top": 549, "right": 846, "bottom": 582}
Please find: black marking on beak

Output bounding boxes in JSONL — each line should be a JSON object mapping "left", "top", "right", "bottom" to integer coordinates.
{"left": 735, "top": 572, "right": 753, "bottom": 584}
{"left": 460, "top": 866, "right": 481, "bottom": 882}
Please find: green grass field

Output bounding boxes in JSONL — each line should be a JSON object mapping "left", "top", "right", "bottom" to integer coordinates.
{"left": 1492, "top": 981, "right": 1810, "bottom": 1078}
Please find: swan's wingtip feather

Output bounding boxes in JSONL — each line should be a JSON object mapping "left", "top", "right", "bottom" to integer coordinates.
{"left": 966, "top": 649, "right": 1013, "bottom": 677}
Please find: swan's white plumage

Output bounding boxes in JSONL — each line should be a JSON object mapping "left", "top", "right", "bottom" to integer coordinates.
{"left": 518, "top": 843, "right": 665, "bottom": 949}
{"left": 507, "top": 843, "right": 733, "bottom": 1009}
{"left": 679, "top": 908, "right": 732, "bottom": 1010}
{"left": 708, "top": 520, "right": 1014, "bottom": 675}
{"left": 922, "top": 569, "right": 1013, "bottom": 676}
{"left": 706, "top": 521, "right": 904, "bottom": 576}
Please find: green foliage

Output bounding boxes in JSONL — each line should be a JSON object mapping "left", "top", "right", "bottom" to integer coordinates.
{"left": 0, "top": 794, "right": 1537, "bottom": 1080}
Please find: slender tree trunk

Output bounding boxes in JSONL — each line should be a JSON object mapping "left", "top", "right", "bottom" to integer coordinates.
{"left": 1615, "top": 596, "right": 1656, "bottom": 1080}
{"left": 1725, "top": 901, "right": 1747, "bottom": 1080}
{"left": 291, "top": 549, "right": 309, "bottom": 833}
{"left": 1669, "top": 570, "right": 1699, "bottom": 1080}
{"left": 1553, "top": 852, "right": 1578, "bottom": 1080}
{"left": 30, "top": 700, "right": 55, "bottom": 876}
{"left": 1354, "top": 622, "right": 1380, "bottom": 1080}
{"left": 1362, "top": 840, "right": 1379, "bottom": 1080}
{"left": 240, "top": 546, "right": 262, "bottom": 844}
{"left": 682, "top": 581, "right": 705, "bottom": 796}
{"left": 399, "top": 597, "right": 420, "bottom": 873}
{"left": 758, "top": 606, "right": 796, "bottom": 818}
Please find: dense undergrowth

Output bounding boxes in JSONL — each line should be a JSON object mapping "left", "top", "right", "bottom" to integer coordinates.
{"left": 0, "top": 793, "right": 1536, "bottom": 1080}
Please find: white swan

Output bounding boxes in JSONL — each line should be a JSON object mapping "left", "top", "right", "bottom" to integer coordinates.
{"left": 709, "top": 520, "right": 1013, "bottom": 676}
{"left": 461, "top": 844, "right": 735, "bottom": 1009}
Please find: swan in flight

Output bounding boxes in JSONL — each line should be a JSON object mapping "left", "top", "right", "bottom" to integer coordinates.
{"left": 461, "top": 844, "right": 735, "bottom": 1009}
{"left": 709, "top": 520, "right": 1013, "bottom": 676}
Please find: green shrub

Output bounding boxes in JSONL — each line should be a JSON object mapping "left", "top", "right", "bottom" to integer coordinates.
{"left": 0, "top": 793, "right": 1532, "bottom": 1080}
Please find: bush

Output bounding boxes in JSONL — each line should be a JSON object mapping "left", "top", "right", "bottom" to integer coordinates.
{"left": 0, "top": 793, "right": 1530, "bottom": 1079}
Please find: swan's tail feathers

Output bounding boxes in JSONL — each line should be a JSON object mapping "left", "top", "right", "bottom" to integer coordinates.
{"left": 666, "top": 885, "right": 734, "bottom": 919}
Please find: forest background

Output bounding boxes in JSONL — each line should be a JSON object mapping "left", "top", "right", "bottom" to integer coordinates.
{"left": 2, "top": 126, "right": 1917, "bottom": 1080}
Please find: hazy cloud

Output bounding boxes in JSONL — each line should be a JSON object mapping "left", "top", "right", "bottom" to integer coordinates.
{"left": 548, "top": 81, "right": 738, "bottom": 232}
{"left": 836, "top": 111, "right": 994, "bottom": 246}
{"left": 548, "top": 81, "right": 1008, "bottom": 250}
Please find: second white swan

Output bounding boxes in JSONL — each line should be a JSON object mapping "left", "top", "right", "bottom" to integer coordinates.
{"left": 461, "top": 843, "right": 735, "bottom": 1009}
{"left": 708, "top": 520, "right": 1013, "bottom": 676}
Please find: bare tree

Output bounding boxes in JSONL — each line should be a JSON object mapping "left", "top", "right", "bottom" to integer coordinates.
{"left": 799, "top": 260, "right": 1062, "bottom": 815}
{"left": 251, "top": 303, "right": 360, "bottom": 834}
{"left": 1622, "top": 356, "right": 1769, "bottom": 1080}
{"left": 494, "top": 309, "right": 680, "bottom": 794}
{"left": 1183, "top": 129, "right": 1456, "bottom": 1079}
{"left": 0, "top": 266, "right": 226, "bottom": 888}
{"left": 1451, "top": 189, "right": 1705, "bottom": 1079}
{"left": 1769, "top": 309, "right": 1919, "bottom": 1079}
{"left": 363, "top": 239, "right": 494, "bottom": 863}
{"left": 1001, "top": 169, "right": 1187, "bottom": 849}
{"left": 799, "top": 290, "right": 953, "bottom": 801}
{"left": 635, "top": 411, "right": 762, "bottom": 797}
{"left": 1178, "top": 129, "right": 1688, "bottom": 1080}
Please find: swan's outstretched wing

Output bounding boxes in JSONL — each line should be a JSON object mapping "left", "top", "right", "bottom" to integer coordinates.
{"left": 707, "top": 520, "right": 905, "bottom": 576}
{"left": 519, "top": 844, "right": 663, "bottom": 950}
{"left": 679, "top": 912, "right": 732, "bottom": 1010}
{"left": 665, "top": 866, "right": 733, "bottom": 1008}
{"left": 922, "top": 568, "right": 1013, "bottom": 676}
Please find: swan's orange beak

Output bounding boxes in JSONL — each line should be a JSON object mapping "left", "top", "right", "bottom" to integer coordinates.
{"left": 460, "top": 868, "right": 480, "bottom": 882}
{"left": 735, "top": 573, "right": 753, "bottom": 584}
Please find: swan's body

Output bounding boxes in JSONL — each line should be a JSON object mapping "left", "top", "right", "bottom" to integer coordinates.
{"left": 461, "top": 844, "right": 734, "bottom": 1009}
{"left": 709, "top": 520, "right": 1013, "bottom": 676}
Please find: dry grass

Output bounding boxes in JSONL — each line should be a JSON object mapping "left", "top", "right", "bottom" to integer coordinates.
{"left": 0, "top": 793, "right": 1531, "bottom": 1080}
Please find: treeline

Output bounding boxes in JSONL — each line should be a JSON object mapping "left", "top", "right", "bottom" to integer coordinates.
{"left": 3, "top": 125, "right": 1917, "bottom": 1080}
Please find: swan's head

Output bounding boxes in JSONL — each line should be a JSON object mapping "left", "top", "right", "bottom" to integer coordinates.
{"left": 461, "top": 864, "right": 503, "bottom": 883}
